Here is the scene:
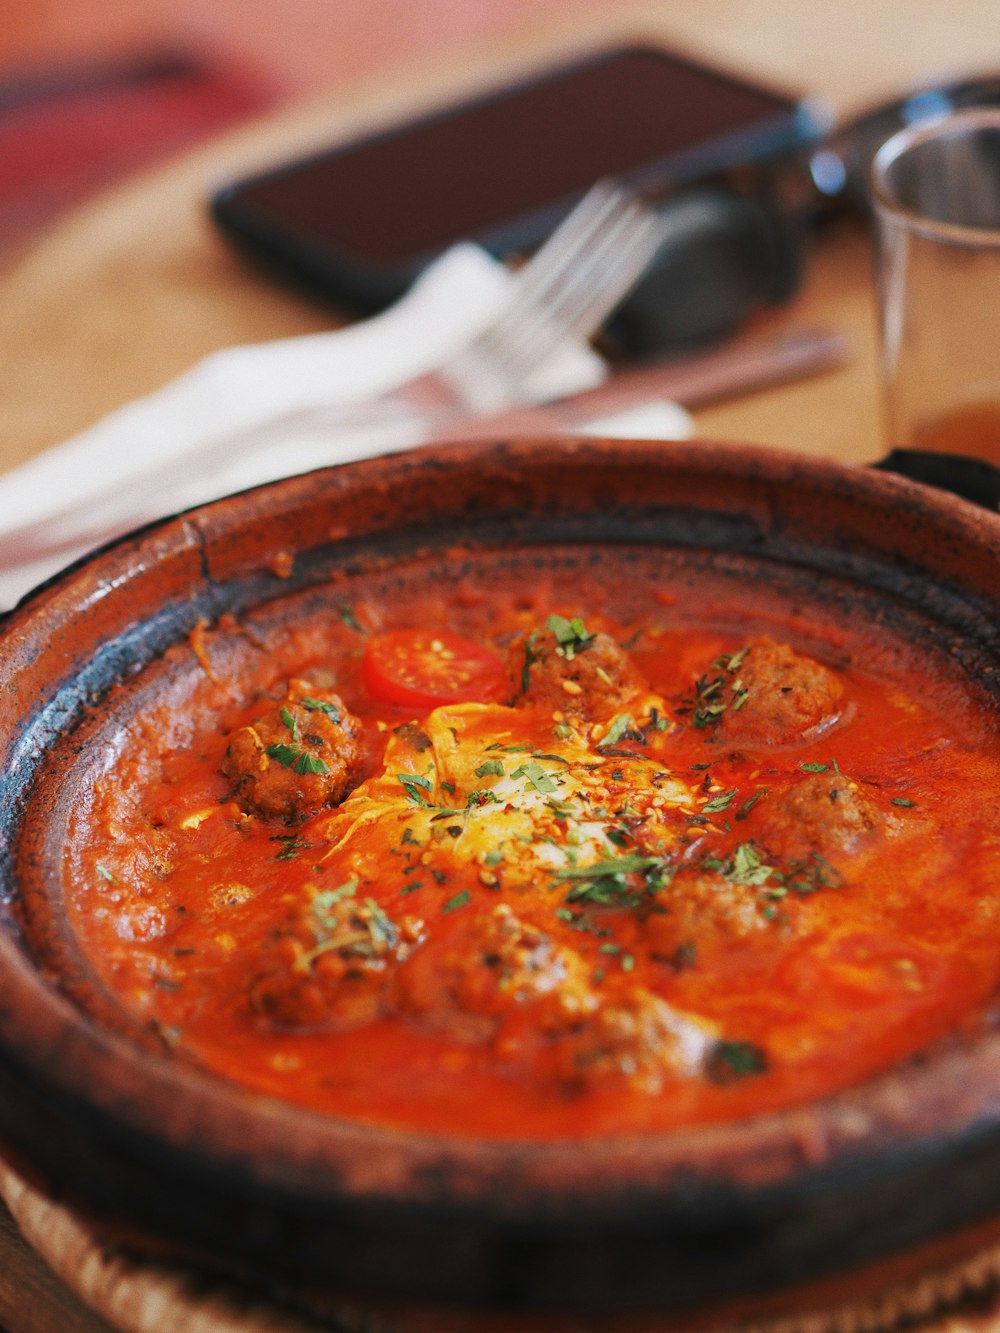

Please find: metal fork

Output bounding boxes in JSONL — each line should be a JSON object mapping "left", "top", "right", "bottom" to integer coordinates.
{"left": 403, "top": 178, "right": 664, "bottom": 415}
{"left": 0, "top": 180, "right": 664, "bottom": 570}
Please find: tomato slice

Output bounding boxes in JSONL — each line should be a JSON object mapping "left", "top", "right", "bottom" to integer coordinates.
{"left": 361, "top": 630, "right": 507, "bottom": 708}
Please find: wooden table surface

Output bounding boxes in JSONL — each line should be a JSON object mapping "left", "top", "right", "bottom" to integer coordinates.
{"left": 2, "top": 1, "right": 1000, "bottom": 1328}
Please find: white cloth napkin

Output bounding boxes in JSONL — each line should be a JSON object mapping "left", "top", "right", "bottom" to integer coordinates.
{"left": 0, "top": 243, "right": 690, "bottom": 609}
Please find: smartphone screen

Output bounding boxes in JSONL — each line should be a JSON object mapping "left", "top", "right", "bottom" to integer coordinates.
{"left": 211, "top": 46, "right": 821, "bottom": 312}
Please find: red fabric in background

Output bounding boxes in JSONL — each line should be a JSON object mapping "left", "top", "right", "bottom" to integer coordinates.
{"left": 0, "top": 53, "right": 275, "bottom": 256}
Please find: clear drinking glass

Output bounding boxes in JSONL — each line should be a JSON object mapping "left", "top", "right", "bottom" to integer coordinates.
{"left": 872, "top": 108, "right": 1000, "bottom": 460}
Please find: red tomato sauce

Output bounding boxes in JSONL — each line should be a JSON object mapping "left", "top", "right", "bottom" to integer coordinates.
{"left": 61, "top": 547, "right": 1000, "bottom": 1139}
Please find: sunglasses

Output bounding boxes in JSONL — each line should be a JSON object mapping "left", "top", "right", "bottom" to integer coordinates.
{"left": 809, "top": 72, "right": 1000, "bottom": 211}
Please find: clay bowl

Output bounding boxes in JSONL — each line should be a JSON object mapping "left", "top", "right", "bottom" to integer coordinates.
{"left": 4, "top": 436, "right": 1000, "bottom": 1328}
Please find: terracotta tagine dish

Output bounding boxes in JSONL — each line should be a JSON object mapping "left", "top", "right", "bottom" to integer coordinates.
{"left": 3, "top": 437, "right": 1000, "bottom": 1330}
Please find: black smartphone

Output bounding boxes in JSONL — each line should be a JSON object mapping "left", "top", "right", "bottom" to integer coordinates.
{"left": 210, "top": 44, "right": 826, "bottom": 318}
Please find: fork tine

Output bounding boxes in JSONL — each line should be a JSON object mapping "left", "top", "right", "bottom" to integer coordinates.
{"left": 469, "top": 185, "right": 663, "bottom": 387}
{"left": 501, "top": 199, "right": 659, "bottom": 334}
{"left": 437, "top": 178, "right": 664, "bottom": 411}
{"left": 490, "top": 198, "right": 658, "bottom": 332}
{"left": 499, "top": 181, "right": 647, "bottom": 313}
{"left": 534, "top": 206, "right": 663, "bottom": 339}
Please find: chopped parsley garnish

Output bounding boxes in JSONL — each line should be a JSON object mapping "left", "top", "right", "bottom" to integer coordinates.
{"left": 397, "top": 772, "right": 434, "bottom": 805}
{"left": 598, "top": 713, "right": 644, "bottom": 749}
{"left": 683, "top": 674, "right": 727, "bottom": 728}
{"left": 546, "top": 614, "right": 593, "bottom": 660}
{"left": 702, "top": 787, "right": 738, "bottom": 813}
{"left": 305, "top": 881, "right": 398, "bottom": 963}
{"left": 475, "top": 759, "right": 505, "bottom": 778}
{"left": 511, "top": 760, "right": 558, "bottom": 794}
{"left": 782, "top": 853, "right": 843, "bottom": 895}
{"left": 339, "top": 603, "right": 363, "bottom": 632}
{"left": 556, "top": 906, "right": 614, "bottom": 937}
{"left": 680, "top": 647, "right": 751, "bottom": 729}
{"left": 311, "top": 878, "right": 359, "bottom": 932}
{"left": 265, "top": 742, "right": 330, "bottom": 776}
{"left": 723, "top": 842, "right": 775, "bottom": 886}
{"left": 736, "top": 788, "right": 769, "bottom": 819}
{"left": 591, "top": 944, "right": 635, "bottom": 971}
{"left": 295, "top": 752, "right": 330, "bottom": 775}
{"left": 801, "top": 757, "right": 841, "bottom": 774}
{"left": 554, "top": 853, "right": 672, "bottom": 908}
{"left": 301, "top": 696, "right": 342, "bottom": 723}
{"left": 395, "top": 722, "right": 432, "bottom": 752}
{"left": 363, "top": 898, "right": 397, "bottom": 948}
{"left": 706, "top": 1039, "right": 768, "bottom": 1083}
{"left": 645, "top": 706, "right": 669, "bottom": 733}
{"left": 892, "top": 796, "right": 915, "bottom": 807}
{"left": 271, "top": 834, "right": 310, "bottom": 861}
{"left": 705, "top": 841, "right": 843, "bottom": 898}
{"left": 520, "top": 632, "right": 539, "bottom": 693}
{"left": 442, "top": 889, "right": 471, "bottom": 914}
{"left": 466, "top": 789, "right": 501, "bottom": 809}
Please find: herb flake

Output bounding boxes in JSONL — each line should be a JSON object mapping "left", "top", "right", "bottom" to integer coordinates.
{"left": 706, "top": 1039, "right": 768, "bottom": 1083}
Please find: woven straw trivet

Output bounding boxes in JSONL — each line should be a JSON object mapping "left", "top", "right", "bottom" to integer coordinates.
{"left": 3, "top": 1157, "right": 1000, "bottom": 1333}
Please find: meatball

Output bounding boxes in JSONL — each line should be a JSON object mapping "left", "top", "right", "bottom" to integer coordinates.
{"left": 692, "top": 637, "right": 844, "bottom": 746}
{"left": 507, "top": 618, "right": 644, "bottom": 717}
{"left": 392, "top": 903, "right": 595, "bottom": 1043}
{"left": 758, "top": 770, "right": 887, "bottom": 862}
{"left": 248, "top": 888, "right": 421, "bottom": 1030}
{"left": 222, "top": 678, "right": 362, "bottom": 820}
{"left": 649, "top": 867, "right": 769, "bottom": 945}
{"left": 551, "top": 988, "right": 716, "bottom": 1092}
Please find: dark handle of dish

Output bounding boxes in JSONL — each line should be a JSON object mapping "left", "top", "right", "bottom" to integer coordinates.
{"left": 873, "top": 448, "right": 1000, "bottom": 511}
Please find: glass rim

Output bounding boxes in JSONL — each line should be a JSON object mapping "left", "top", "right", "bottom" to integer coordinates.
{"left": 871, "top": 106, "right": 1000, "bottom": 247}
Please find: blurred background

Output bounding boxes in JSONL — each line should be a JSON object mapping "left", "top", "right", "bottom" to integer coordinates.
{"left": 2, "top": 0, "right": 997, "bottom": 267}
{"left": 0, "top": 0, "right": 589, "bottom": 92}
{"left": 0, "top": 0, "right": 603, "bottom": 261}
